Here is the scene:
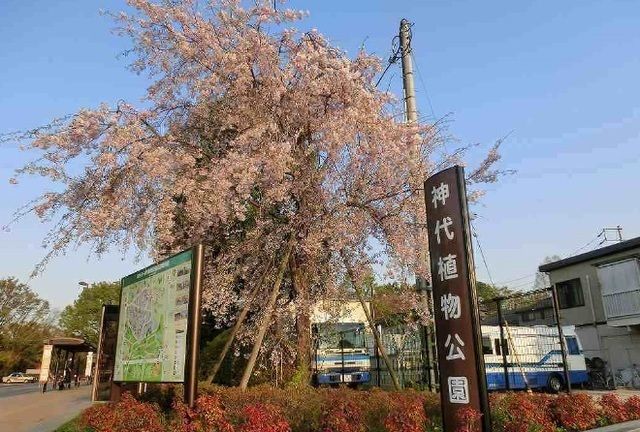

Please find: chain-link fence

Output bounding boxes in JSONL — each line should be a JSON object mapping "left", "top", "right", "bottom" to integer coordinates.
{"left": 478, "top": 288, "right": 576, "bottom": 392}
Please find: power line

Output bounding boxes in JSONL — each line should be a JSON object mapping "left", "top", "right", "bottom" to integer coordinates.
{"left": 375, "top": 33, "right": 403, "bottom": 88}
{"left": 471, "top": 222, "right": 495, "bottom": 287}
{"left": 497, "top": 228, "right": 617, "bottom": 289}
{"left": 410, "top": 51, "right": 436, "bottom": 121}
{"left": 496, "top": 273, "right": 536, "bottom": 285}
{"left": 506, "top": 277, "right": 538, "bottom": 291}
{"left": 568, "top": 232, "right": 602, "bottom": 257}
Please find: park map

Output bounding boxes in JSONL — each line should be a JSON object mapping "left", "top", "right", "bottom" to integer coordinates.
{"left": 113, "top": 250, "right": 192, "bottom": 382}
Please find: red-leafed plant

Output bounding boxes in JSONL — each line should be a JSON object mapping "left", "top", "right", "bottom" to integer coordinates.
{"left": 80, "top": 392, "right": 164, "bottom": 432}
{"left": 599, "top": 394, "right": 629, "bottom": 425}
{"left": 238, "top": 403, "right": 291, "bottom": 432}
{"left": 171, "top": 394, "right": 233, "bottom": 432}
{"left": 490, "top": 392, "right": 555, "bottom": 432}
{"left": 456, "top": 406, "right": 482, "bottom": 432}
{"left": 625, "top": 396, "right": 640, "bottom": 421}
{"left": 321, "top": 391, "right": 365, "bottom": 432}
{"left": 551, "top": 393, "right": 600, "bottom": 431}
{"left": 383, "top": 391, "right": 427, "bottom": 432}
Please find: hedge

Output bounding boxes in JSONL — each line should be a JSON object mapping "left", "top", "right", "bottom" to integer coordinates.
{"left": 64, "top": 386, "right": 640, "bottom": 432}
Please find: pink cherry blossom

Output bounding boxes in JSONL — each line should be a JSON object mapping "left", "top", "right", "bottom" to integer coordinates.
{"left": 9, "top": 0, "right": 507, "bottom": 368}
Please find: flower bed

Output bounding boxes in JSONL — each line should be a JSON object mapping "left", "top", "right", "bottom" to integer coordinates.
{"left": 67, "top": 387, "right": 640, "bottom": 432}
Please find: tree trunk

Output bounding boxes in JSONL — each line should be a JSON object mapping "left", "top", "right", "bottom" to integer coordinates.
{"left": 239, "top": 238, "right": 294, "bottom": 390}
{"left": 290, "top": 255, "right": 311, "bottom": 382}
{"left": 207, "top": 261, "right": 273, "bottom": 384}
{"left": 340, "top": 251, "right": 401, "bottom": 390}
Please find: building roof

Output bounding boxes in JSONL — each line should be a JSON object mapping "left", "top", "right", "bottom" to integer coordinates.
{"left": 43, "top": 337, "right": 96, "bottom": 352}
{"left": 539, "top": 236, "right": 640, "bottom": 273}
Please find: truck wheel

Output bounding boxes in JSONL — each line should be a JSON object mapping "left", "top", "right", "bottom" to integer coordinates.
{"left": 547, "top": 374, "right": 563, "bottom": 393}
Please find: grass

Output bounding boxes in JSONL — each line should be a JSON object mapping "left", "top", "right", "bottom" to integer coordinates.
{"left": 53, "top": 416, "right": 83, "bottom": 432}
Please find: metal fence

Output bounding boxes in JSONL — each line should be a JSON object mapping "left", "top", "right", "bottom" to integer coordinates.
{"left": 369, "top": 324, "right": 433, "bottom": 389}
{"left": 369, "top": 287, "right": 574, "bottom": 393}
{"left": 478, "top": 288, "right": 572, "bottom": 392}
{"left": 327, "top": 286, "right": 575, "bottom": 392}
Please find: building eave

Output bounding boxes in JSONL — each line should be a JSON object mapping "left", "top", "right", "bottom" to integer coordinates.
{"left": 538, "top": 236, "right": 640, "bottom": 273}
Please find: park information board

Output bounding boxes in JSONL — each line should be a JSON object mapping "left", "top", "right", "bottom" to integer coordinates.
{"left": 113, "top": 249, "right": 193, "bottom": 383}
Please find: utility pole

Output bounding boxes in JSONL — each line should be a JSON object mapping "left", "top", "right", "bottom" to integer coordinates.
{"left": 399, "top": 18, "right": 435, "bottom": 391}
{"left": 400, "top": 18, "right": 423, "bottom": 289}
{"left": 400, "top": 19, "right": 418, "bottom": 125}
{"left": 598, "top": 226, "right": 624, "bottom": 246}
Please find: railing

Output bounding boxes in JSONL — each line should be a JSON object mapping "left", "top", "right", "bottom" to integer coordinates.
{"left": 602, "top": 289, "right": 640, "bottom": 320}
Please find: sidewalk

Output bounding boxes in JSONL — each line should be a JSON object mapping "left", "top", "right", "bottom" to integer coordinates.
{"left": 576, "top": 388, "right": 640, "bottom": 400}
{"left": 0, "top": 386, "right": 92, "bottom": 432}
{"left": 587, "top": 420, "right": 640, "bottom": 432}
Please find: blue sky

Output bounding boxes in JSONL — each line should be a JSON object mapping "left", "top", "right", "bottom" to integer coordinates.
{"left": 1, "top": 0, "right": 639, "bottom": 308}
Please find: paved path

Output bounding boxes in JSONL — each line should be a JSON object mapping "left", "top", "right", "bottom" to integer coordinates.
{"left": 0, "top": 383, "right": 40, "bottom": 399}
{"left": 0, "top": 386, "right": 92, "bottom": 432}
{"left": 587, "top": 420, "right": 640, "bottom": 432}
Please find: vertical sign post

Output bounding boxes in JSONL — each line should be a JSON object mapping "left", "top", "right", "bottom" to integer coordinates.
{"left": 184, "top": 244, "right": 204, "bottom": 408}
{"left": 424, "top": 166, "right": 491, "bottom": 432}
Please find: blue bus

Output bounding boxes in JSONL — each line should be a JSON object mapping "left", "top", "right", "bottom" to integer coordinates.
{"left": 311, "top": 322, "right": 371, "bottom": 386}
{"left": 482, "top": 325, "right": 588, "bottom": 392}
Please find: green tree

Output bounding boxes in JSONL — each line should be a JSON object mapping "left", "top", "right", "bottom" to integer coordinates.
{"left": 59, "top": 281, "right": 120, "bottom": 346}
{"left": 0, "top": 277, "right": 56, "bottom": 375}
{"left": 476, "top": 280, "right": 512, "bottom": 302}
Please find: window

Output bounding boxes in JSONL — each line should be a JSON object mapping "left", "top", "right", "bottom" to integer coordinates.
{"left": 556, "top": 278, "right": 585, "bottom": 309}
{"left": 315, "top": 323, "right": 366, "bottom": 350}
{"left": 565, "top": 336, "right": 580, "bottom": 355}
{"left": 482, "top": 337, "right": 493, "bottom": 354}
{"left": 522, "top": 309, "right": 546, "bottom": 322}
{"left": 494, "top": 338, "right": 509, "bottom": 356}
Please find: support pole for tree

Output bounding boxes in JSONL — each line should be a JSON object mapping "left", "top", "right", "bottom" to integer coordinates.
{"left": 340, "top": 251, "right": 401, "bottom": 390}
{"left": 239, "top": 238, "right": 294, "bottom": 390}
{"left": 207, "top": 261, "right": 273, "bottom": 384}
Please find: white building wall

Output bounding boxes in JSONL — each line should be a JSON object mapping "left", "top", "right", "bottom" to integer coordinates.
{"left": 546, "top": 245, "right": 640, "bottom": 376}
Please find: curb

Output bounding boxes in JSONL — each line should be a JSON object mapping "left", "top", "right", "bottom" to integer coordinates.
{"left": 586, "top": 420, "right": 640, "bottom": 432}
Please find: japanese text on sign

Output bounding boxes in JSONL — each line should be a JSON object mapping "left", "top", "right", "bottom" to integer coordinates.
{"left": 425, "top": 166, "right": 489, "bottom": 432}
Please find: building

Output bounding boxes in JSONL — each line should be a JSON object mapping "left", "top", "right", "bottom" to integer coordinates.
{"left": 481, "top": 293, "right": 554, "bottom": 327}
{"left": 538, "top": 237, "right": 640, "bottom": 375}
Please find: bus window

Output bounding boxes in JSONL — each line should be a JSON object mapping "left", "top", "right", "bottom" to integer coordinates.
{"left": 565, "top": 336, "right": 580, "bottom": 355}
{"left": 482, "top": 337, "right": 493, "bottom": 354}
{"left": 494, "top": 338, "right": 509, "bottom": 356}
